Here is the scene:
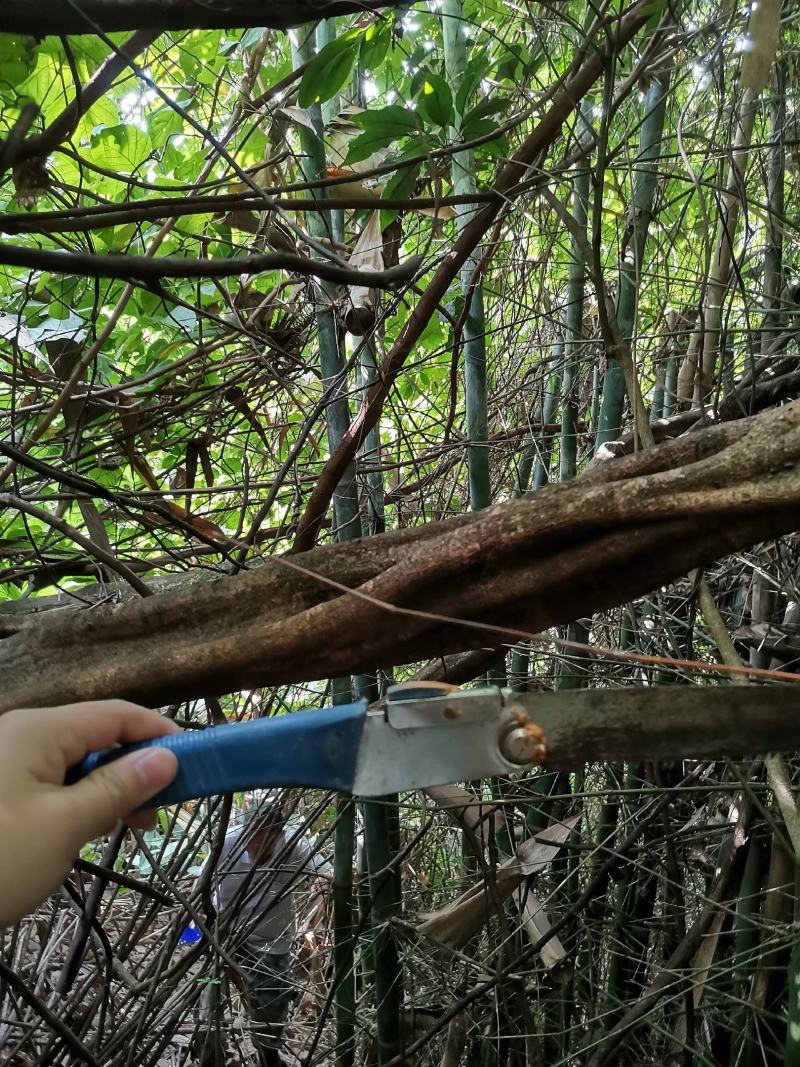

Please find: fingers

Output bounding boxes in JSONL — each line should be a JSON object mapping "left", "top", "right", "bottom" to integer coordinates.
{"left": 22, "top": 701, "right": 181, "bottom": 767}
{"left": 62, "top": 746, "right": 179, "bottom": 842}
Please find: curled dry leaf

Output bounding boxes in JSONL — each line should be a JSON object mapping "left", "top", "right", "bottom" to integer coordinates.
{"left": 424, "top": 783, "right": 505, "bottom": 854}
{"left": 514, "top": 885, "right": 568, "bottom": 971}
{"left": 416, "top": 815, "right": 579, "bottom": 950}
{"left": 346, "top": 210, "right": 384, "bottom": 335}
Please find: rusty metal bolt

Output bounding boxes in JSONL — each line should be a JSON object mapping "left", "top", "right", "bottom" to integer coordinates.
{"left": 500, "top": 723, "right": 546, "bottom": 766}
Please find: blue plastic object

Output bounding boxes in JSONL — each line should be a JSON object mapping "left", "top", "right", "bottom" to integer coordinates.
{"left": 179, "top": 922, "right": 202, "bottom": 947}
{"left": 66, "top": 701, "right": 369, "bottom": 807}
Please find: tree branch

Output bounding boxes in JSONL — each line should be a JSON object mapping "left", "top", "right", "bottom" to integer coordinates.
{"left": 0, "top": 242, "right": 422, "bottom": 288}
{"left": 2, "top": 401, "right": 800, "bottom": 711}
{"left": 1, "top": 0, "right": 410, "bottom": 34}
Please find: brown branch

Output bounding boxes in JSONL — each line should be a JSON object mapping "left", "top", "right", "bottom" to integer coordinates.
{"left": 0, "top": 493, "right": 153, "bottom": 596}
{"left": 735, "top": 623, "right": 800, "bottom": 658}
{"left": 74, "top": 858, "right": 172, "bottom": 905}
{"left": 57, "top": 828, "right": 126, "bottom": 995}
{"left": 0, "top": 957, "right": 99, "bottom": 1066}
{"left": 2, "top": 400, "right": 800, "bottom": 712}
{"left": 2, "top": 0, "right": 409, "bottom": 33}
{"left": 412, "top": 649, "right": 507, "bottom": 686}
{"left": 0, "top": 102, "right": 39, "bottom": 177}
{"left": 0, "top": 242, "right": 422, "bottom": 289}
{"left": 0, "top": 194, "right": 495, "bottom": 236}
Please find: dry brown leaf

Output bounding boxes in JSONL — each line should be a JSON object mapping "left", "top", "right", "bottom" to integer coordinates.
{"left": 346, "top": 210, "right": 384, "bottom": 335}
{"left": 145, "top": 500, "right": 229, "bottom": 543}
{"left": 424, "top": 783, "right": 504, "bottom": 854}
{"left": 416, "top": 816, "right": 579, "bottom": 950}
{"left": 515, "top": 886, "right": 567, "bottom": 970}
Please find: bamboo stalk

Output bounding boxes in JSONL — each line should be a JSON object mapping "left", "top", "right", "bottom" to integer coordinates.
{"left": 290, "top": 29, "right": 364, "bottom": 1063}
{"left": 363, "top": 797, "right": 403, "bottom": 1065}
{"left": 442, "top": 0, "right": 490, "bottom": 512}
{"left": 290, "top": 28, "right": 362, "bottom": 543}
{"left": 596, "top": 71, "right": 670, "bottom": 447}
{"left": 561, "top": 101, "right": 592, "bottom": 481}
{"left": 531, "top": 351, "right": 564, "bottom": 492}
{"left": 762, "top": 63, "right": 786, "bottom": 362}
{"left": 332, "top": 796, "right": 357, "bottom": 1067}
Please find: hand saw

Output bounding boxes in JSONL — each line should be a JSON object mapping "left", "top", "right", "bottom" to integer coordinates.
{"left": 67, "top": 682, "right": 800, "bottom": 808}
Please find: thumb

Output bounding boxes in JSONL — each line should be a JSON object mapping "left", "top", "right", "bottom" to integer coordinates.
{"left": 65, "top": 747, "right": 179, "bottom": 841}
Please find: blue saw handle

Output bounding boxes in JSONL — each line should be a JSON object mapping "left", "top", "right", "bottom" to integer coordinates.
{"left": 65, "top": 701, "right": 368, "bottom": 808}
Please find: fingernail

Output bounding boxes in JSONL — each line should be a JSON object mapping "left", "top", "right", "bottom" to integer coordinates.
{"left": 130, "top": 747, "right": 178, "bottom": 790}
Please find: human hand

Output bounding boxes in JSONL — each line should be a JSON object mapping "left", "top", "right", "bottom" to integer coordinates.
{"left": 0, "top": 701, "right": 180, "bottom": 927}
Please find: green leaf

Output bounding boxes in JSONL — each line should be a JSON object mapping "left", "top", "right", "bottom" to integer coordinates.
{"left": 241, "top": 27, "right": 266, "bottom": 48}
{"left": 455, "top": 54, "right": 487, "bottom": 117}
{"left": 298, "top": 33, "right": 359, "bottom": 108}
{"left": 91, "top": 124, "right": 151, "bottom": 171}
{"left": 461, "top": 115, "right": 498, "bottom": 141}
{"left": 344, "top": 129, "right": 396, "bottom": 166}
{"left": 380, "top": 157, "right": 423, "bottom": 228}
{"left": 345, "top": 106, "right": 421, "bottom": 165}
{"left": 178, "top": 48, "right": 199, "bottom": 78}
{"left": 0, "top": 36, "right": 34, "bottom": 90}
{"left": 480, "top": 132, "right": 509, "bottom": 159}
{"left": 359, "top": 18, "right": 393, "bottom": 72}
{"left": 76, "top": 94, "right": 119, "bottom": 139}
{"left": 96, "top": 223, "right": 137, "bottom": 252}
{"left": 417, "top": 73, "right": 454, "bottom": 130}
{"left": 464, "top": 96, "right": 509, "bottom": 123}
{"left": 642, "top": 0, "right": 667, "bottom": 32}
{"left": 353, "top": 105, "right": 420, "bottom": 138}
{"left": 148, "top": 105, "right": 184, "bottom": 145}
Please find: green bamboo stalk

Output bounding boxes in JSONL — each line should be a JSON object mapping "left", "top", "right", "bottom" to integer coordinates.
{"left": 441, "top": 0, "right": 493, "bottom": 899}
{"left": 360, "top": 337, "right": 385, "bottom": 536}
{"left": 507, "top": 643, "right": 531, "bottom": 695}
{"left": 363, "top": 797, "right": 403, "bottom": 1065}
{"left": 352, "top": 237, "right": 395, "bottom": 1058}
{"left": 662, "top": 353, "right": 677, "bottom": 418}
{"left": 520, "top": 133, "right": 590, "bottom": 996}
{"left": 545, "top": 125, "right": 591, "bottom": 1041}
{"left": 588, "top": 362, "right": 601, "bottom": 450}
{"left": 291, "top": 30, "right": 362, "bottom": 1063}
{"left": 604, "top": 863, "right": 635, "bottom": 1020}
{"left": 650, "top": 365, "right": 665, "bottom": 423}
{"left": 442, "top": 0, "right": 490, "bottom": 511}
{"left": 355, "top": 828, "right": 373, "bottom": 988}
{"left": 748, "top": 832, "right": 794, "bottom": 1066}
{"left": 677, "top": 79, "right": 764, "bottom": 404}
{"left": 617, "top": 819, "right": 658, "bottom": 1004}
{"left": 531, "top": 350, "right": 563, "bottom": 491}
{"left": 577, "top": 764, "right": 622, "bottom": 1017}
{"left": 561, "top": 103, "right": 591, "bottom": 482}
{"left": 316, "top": 21, "right": 341, "bottom": 129}
{"left": 508, "top": 351, "right": 563, "bottom": 688}
{"left": 596, "top": 72, "right": 670, "bottom": 449}
{"left": 731, "top": 829, "right": 767, "bottom": 1066}
{"left": 317, "top": 20, "right": 345, "bottom": 245}
{"left": 558, "top": 791, "right": 583, "bottom": 1059}
{"left": 332, "top": 796, "right": 357, "bottom": 1067}
{"left": 762, "top": 62, "right": 785, "bottom": 359}
{"left": 290, "top": 29, "right": 362, "bottom": 543}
